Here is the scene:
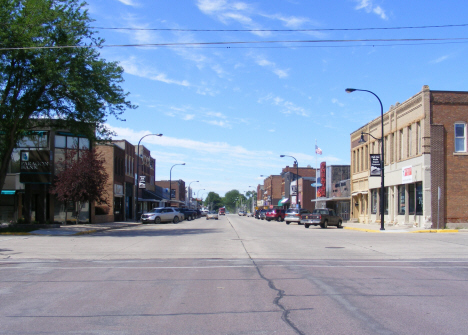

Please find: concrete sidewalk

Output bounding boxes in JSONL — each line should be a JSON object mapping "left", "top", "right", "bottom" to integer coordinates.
{"left": 30, "top": 221, "right": 142, "bottom": 236}
{"left": 342, "top": 221, "right": 465, "bottom": 233}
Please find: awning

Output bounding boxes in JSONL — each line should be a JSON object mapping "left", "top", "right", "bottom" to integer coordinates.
{"left": 279, "top": 198, "right": 289, "bottom": 205}
{"left": 311, "top": 196, "right": 351, "bottom": 202}
{"left": 138, "top": 189, "right": 167, "bottom": 202}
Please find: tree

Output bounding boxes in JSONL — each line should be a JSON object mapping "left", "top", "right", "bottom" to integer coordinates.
{"left": 222, "top": 190, "right": 246, "bottom": 213}
{"left": 204, "top": 192, "right": 223, "bottom": 211}
{"left": 0, "top": 0, "right": 135, "bottom": 191}
{"left": 50, "top": 146, "right": 109, "bottom": 223}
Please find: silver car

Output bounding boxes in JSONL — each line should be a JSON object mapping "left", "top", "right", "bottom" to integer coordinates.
{"left": 141, "top": 207, "right": 183, "bottom": 224}
{"left": 285, "top": 208, "right": 311, "bottom": 225}
{"left": 206, "top": 211, "right": 219, "bottom": 220}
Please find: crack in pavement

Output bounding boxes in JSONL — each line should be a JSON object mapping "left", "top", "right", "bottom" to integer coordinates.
{"left": 227, "top": 216, "right": 305, "bottom": 335}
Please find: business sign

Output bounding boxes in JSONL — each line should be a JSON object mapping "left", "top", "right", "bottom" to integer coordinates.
{"left": 370, "top": 154, "right": 382, "bottom": 177}
{"left": 402, "top": 166, "right": 413, "bottom": 184}
{"left": 317, "top": 162, "right": 326, "bottom": 198}
{"left": 138, "top": 176, "right": 146, "bottom": 189}
{"left": 20, "top": 150, "right": 51, "bottom": 183}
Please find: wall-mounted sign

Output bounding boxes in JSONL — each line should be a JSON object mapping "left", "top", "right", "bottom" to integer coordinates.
{"left": 20, "top": 150, "right": 51, "bottom": 183}
{"left": 370, "top": 154, "right": 381, "bottom": 177}
{"left": 402, "top": 166, "right": 413, "bottom": 184}
{"left": 317, "top": 162, "right": 326, "bottom": 197}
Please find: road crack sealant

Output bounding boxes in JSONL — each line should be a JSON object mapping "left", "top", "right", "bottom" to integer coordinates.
{"left": 227, "top": 216, "right": 305, "bottom": 335}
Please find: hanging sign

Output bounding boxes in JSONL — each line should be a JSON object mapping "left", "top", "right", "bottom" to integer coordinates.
{"left": 370, "top": 154, "right": 381, "bottom": 177}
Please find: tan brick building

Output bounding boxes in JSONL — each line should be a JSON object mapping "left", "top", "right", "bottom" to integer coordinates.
{"left": 351, "top": 86, "right": 468, "bottom": 228}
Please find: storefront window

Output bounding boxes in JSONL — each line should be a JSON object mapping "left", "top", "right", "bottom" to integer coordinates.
{"left": 408, "top": 184, "right": 415, "bottom": 215}
{"left": 371, "top": 189, "right": 378, "bottom": 214}
{"left": 398, "top": 185, "right": 406, "bottom": 215}
{"left": 384, "top": 187, "right": 389, "bottom": 215}
{"left": 416, "top": 182, "right": 423, "bottom": 215}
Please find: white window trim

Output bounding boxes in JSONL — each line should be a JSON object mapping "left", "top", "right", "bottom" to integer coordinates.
{"left": 454, "top": 122, "right": 467, "bottom": 153}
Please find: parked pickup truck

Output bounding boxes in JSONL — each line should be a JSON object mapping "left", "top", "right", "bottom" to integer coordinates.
{"left": 301, "top": 209, "right": 343, "bottom": 229}
{"left": 176, "top": 208, "right": 198, "bottom": 221}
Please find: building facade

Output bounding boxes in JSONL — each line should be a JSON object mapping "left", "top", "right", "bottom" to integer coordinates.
{"left": 351, "top": 86, "right": 468, "bottom": 228}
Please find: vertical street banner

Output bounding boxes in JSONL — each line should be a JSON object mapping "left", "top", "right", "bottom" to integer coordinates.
{"left": 317, "top": 161, "right": 326, "bottom": 198}
{"left": 370, "top": 154, "right": 381, "bottom": 177}
{"left": 139, "top": 176, "right": 146, "bottom": 189}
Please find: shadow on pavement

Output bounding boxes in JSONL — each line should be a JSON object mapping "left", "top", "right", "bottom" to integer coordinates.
{"left": 95, "top": 226, "right": 223, "bottom": 237}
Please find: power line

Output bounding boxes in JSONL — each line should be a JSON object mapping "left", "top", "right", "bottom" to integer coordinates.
{"left": 90, "top": 23, "right": 468, "bottom": 32}
{"left": 2, "top": 37, "right": 468, "bottom": 51}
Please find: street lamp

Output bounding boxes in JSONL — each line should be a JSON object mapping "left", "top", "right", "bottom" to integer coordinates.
{"left": 346, "top": 88, "right": 385, "bottom": 231}
{"left": 136, "top": 133, "right": 162, "bottom": 222}
{"left": 169, "top": 163, "right": 185, "bottom": 207}
{"left": 248, "top": 186, "right": 256, "bottom": 213}
{"left": 280, "top": 154, "right": 300, "bottom": 208}
{"left": 188, "top": 181, "right": 199, "bottom": 209}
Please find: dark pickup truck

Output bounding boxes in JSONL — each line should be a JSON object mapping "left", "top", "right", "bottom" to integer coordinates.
{"left": 301, "top": 208, "right": 343, "bottom": 229}
{"left": 176, "top": 208, "right": 198, "bottom": 221}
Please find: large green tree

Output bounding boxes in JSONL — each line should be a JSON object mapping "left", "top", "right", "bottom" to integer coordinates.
{"left": 222, "top": 189, "right": 246, "bottom": 213}
{"left": 204, "top": 192, "right": 223, "bottom": 211}
{"left": 0, "top": 0, "right": 135, "bottom": 190}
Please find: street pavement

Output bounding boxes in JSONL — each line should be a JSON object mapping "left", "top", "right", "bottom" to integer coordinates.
{"left": 21, "top": 217, "right": 467, "bottom": 236}
{"left": 1, "top": 215, "right": 468, "bottom": 334}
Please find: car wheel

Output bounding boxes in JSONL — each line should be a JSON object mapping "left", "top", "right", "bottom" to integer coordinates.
{"left": 173, "top": 216, "right": 180, "bottom": 224}
{"left": 305, "top": 224, "right": 310, "bottom": 228}
{"left": 286, "top": 221, "right": 290, "bottom": 225}
{"left": 154, "top": 217, "right": 161, "bottom": 224}
{"left": 279, "top": 217, "right": 284, "bottom": 222}
{"left": 337, "top": 220, "right": 342, "bottom": 228}
{"left": 321, "top": 220, "right": 328, "bottom": 229}
{"left": 206, "top": 217, "right": 209, "bottom": 220}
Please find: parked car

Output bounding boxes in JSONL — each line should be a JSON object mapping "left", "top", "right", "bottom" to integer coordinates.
{"left": 176, "top": 208, "right": 198, "bottom": 221}
{"left": 259, "top": 209, "right": 268, "bottom": 220}
{"left": 246, "top": 212, "right": 254, "bottom": 217}
{"left": 206, "top": 211, "right": 219, "bottom": 220}
{"left": 265, "top": 208, "right": 286, "bottom": 222}
{"left": 301, "top": 208, "right": 343, "bottom": 229}
{"left": 140, "top": 207, "right": 183, "bottom": 224}
{"left": 200, "top": 209, "right": 209, "bottom": 217}
{"left": 238, "top": 211, "right": 246, "bottom": 216}
{"left": 284, "top": 208, "right": 311, "bottom": 225}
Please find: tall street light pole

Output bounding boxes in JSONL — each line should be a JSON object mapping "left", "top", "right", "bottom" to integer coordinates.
{"left": 188, "top": 181, "right": 199, "bottom": 209}
{"left": 196, "top": 189, "right": 205, "bottom": 208}
{"left": 136, "top": 133, "right": 162, "bottom": 222}
{"left": 346, "top": 88, "right": 385, "bottom": 231}
{"left": 280, "top": 155, "right": 300, "bottom": 209}
{"left": 169, "top": 163, "right": 185, "bottom": 207}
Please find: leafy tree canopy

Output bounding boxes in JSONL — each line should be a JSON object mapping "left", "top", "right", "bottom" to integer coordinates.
{"left": 222, "top": 189, "right": 246, "bottom": 212}
{"left": 0, "top": 0, "right": 136, "bottom": 190}
{"left": 204, "top": 192, "right": 223, "bottom": 211}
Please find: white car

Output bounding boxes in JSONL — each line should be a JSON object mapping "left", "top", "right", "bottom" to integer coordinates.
{"left": 206, "top": 211, "right": 219, "bottom": 220}
{"left": 141, "top": 207, "right": 183, "bottom": 224}
{"left": 200, "top": 209, "right": 209, "bottom": 217}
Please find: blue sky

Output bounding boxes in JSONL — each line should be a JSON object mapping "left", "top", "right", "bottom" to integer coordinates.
{"left": 86, "top": 0, "right": 468, "bottom": 197}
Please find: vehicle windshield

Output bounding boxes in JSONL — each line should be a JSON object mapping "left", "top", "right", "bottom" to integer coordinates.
{"left": 286, "top": 209, "right": 298, "bottom": 214}
{"left": 313, "top": 209, "right": 330, "bottom": 214}
{"left": 209, "top": 211, "right": 217, "bottom": 214}
{"left": 148, "top": 208, "right": 163, "bottom": 213}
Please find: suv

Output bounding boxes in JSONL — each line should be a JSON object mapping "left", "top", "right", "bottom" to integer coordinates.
{"left": 265, "top": 208, "right": 286, "bottom": 222}
{"left": 285, "top": 208, "right": 311, "bottom": 225}
{"left": 141, "top": 207, "right": 184, "bottom": 224}
{"left": 176, "top": 208, "right": 198, "bottom": 221}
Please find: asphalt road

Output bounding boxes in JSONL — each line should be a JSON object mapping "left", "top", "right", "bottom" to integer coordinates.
{"left": 1, "top": 214, "right": 468, "bottom": 334}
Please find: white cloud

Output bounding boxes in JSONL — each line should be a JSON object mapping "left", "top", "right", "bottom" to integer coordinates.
{"left": 183, "top": 114, "right": 196, "bottom": 121}
{"left": 117, "top": 0, "right": 139, "bottom": 7}
{"left": 259, "top": 94, "right": 309, "bottom": 117}
{"left": 332, "top": 98, "right": 345, "bottom": 107}
{"left": 430, "top": 55, "right": 450, "bottom": 64}
{"left": 119, "top": 57, "right": 190, "bottom": 87}
{"left": 355, "top": 0, "right": 388, "bottom": 20}
{"left": 253, "top": 55, "right": 289, "bottom": 78}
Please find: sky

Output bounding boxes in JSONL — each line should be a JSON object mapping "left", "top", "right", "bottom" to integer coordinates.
{"left": 85, "top": 0, "right": 468, "bottom": 197}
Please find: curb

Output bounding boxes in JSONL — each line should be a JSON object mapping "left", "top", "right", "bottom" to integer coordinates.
{"left": 344, "top": 227, "right": 460, "bottom": 233}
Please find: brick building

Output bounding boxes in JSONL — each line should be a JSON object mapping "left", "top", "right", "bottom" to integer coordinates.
{"left": 280, "top": 165, "right": 316, "bottom": 208}
{"left": 94, "top": 143, "right": 125, "bottom": 223}
{"left": 112, "top": 140, "right": 136, "bottom": 221}
{"left": 155, "top": 180, "right": 186, "bottom": 207}
{"left": 351, "top": 86, "right": 468, "bottom": 228}
{"left": 262, "top": 175, "right": 282, "bottom": 207}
